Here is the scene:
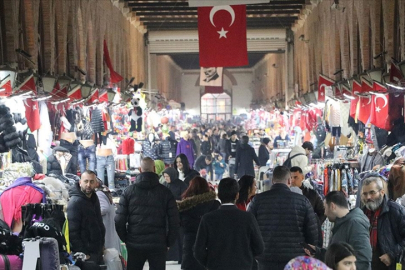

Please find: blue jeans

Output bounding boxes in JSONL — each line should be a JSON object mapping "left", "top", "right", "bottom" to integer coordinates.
{"left": 96, "top": 155, "right": 115, "bottom": 189}
{"left": 215, "top": 173, "right": 223, "bottom": 181}
{"left": 78, "top": 144, "right": 96, "bottom": 173}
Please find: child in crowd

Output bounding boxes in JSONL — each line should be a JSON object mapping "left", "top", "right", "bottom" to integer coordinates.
{"left": 213, "top": 154, "right": 226, "bottom": 181}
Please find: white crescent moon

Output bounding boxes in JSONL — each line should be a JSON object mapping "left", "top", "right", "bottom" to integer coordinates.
{"left": 320, "top": 84, "right": 327, "bottom": 90}
{"left": 374, "top": 94, "right": 388, "bottom": 108}
{"left": 209, "top": 5, "right": 235, "bottom": 28}
{"left": 366, "top": 96, "right": 372, "bottom": 105}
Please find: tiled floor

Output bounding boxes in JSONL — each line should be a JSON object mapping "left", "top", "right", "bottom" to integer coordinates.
{"left": 143, "top": 261, "right": 181, "bottom": 269}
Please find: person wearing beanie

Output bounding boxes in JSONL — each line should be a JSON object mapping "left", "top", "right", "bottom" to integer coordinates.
{"left": 258, "top": 137, "right": 271, "bottom": 167}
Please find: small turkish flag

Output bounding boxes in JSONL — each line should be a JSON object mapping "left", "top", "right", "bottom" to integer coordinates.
{"left": 349, "top": 96, "right": 359, "bottom": 119}
{"left": 68, "top": 84, "right": 82, "bottom": 101}
{"left": 370, "top": 93, "right": 390, "bottom": 130}
{"left": 373, "top": 81, "right": 387, "bottom": 93}
{"left": 198, "top": 5, "right": 248, "bottom": 67}
{"left": 357, "top": 96, "right": 372, "bottom": 124}
{"left": 361, "top": 78, "right": 373, "bottom": 94}
{"left": 390, "top": 63, "right": 404, "bottom": 83}
{"left": 17, "top": 74, "right": 36, "bottom": 94}
{"left": 0, "top": 79, "right": 12, "bottom": 97}
{"left": 318, "top": 74, "right": 334, "bottom": 102}
{"left": 24, "top": 98, "right": 41, "bottom": 131}
{"left": 87, "top": 89, "right": 99, "bottom": 105}
{"left": 99, "top": 90, "right": 108, "bottom": 103}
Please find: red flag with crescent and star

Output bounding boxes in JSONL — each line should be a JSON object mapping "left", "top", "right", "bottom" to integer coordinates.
{"left": 198, "top": 5, "right": 248, "bottom": 67}
{"left": 370, "top": 93, "right": 390, "bottom": 130}
{"left": 24, "top": 98, "right": 41, "bottom": 132}
{"left": 357, "top": 95, "right": 372, "bottom": 124}
{"left": 317, "top": 74, "right": 334, "bottom": 102}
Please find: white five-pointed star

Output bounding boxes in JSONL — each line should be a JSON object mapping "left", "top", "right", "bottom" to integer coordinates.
{"left": 320, "top": 92, "right": 324, "bottom": 96}
{"left": 376, "top": 106, "right": 381, "bottom": 112}
{"left": 217, "top": 28, "right": 228, "bottom": 38}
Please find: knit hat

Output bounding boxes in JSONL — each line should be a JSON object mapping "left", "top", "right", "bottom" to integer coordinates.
{"left": 284, "top": 256, "right": 331, "bottom": 270}
{"left": 231, "top": 130, "right": 237, "bottom": 136}
{"left": 154, "top": 160, "right": 165, "bottom": 176}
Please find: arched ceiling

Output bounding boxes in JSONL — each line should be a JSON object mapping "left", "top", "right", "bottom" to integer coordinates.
{"left": 123, "top": 0, "right": 306, "bottom": 31}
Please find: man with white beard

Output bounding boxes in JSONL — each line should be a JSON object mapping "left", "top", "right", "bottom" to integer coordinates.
{"left": 361, "top": 175, "right": 405, "bottom": 270}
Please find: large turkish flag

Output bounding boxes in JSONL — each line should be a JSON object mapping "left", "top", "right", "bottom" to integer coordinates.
{"left": 198, "top": 5, "right": 248, "bottom": 67}
{"left": 24, "top": 98, "right": 41, "bottom": 132}
{"left": 370, "top": 93, "right": 390, "bottom": 130}
{"left": 318, "top": 74, "right": 334, "bottom": 102}
{"left": 357, "top": 96, "right": 372, "bottom": 124}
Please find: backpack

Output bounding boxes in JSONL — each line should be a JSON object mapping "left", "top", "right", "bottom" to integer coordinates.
{"left": 283, "top": 153, "right": 305, "bottom": 168}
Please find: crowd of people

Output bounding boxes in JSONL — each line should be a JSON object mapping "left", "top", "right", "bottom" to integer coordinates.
{"left": 64, "top": 122, "right": 405, "bottom": 270}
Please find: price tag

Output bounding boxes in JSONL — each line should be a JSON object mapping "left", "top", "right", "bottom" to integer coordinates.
{"left": 396, "top": 263, "right": 402, "bottom": 270}
{"left": 169, "top": 152, "right": 172, "bottom": 158}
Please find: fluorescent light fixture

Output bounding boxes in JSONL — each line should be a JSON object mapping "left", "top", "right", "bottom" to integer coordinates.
{"left": 343, "top": 93, "right": 356, "bottom": 100}
{"left": 386, "top": 83, "right": 405, "bottom": 90}
{"left": 34, "top": 95, "right": 52, "bottom": 101}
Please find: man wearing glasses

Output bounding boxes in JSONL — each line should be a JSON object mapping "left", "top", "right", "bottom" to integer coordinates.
{"left": 361, "top": 175, "right": 405, "bottom": 270}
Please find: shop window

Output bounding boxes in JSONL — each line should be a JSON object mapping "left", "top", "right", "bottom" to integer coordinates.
{"left": 201, "top": 92, "right": 232, "bottom": 122}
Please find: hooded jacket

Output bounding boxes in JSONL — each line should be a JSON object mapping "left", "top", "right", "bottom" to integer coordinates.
{"left": 67, "top": 183, "right": 105, "bottom": 258}
{"left": 235, "top": 143, "right": 259, "bottom": 177}
{"left": 362, "top": 196, "right": 405, "bottom": 270}
{"left": 177, "top": 191, "right": 220, "bottom": 270}
{"left": 115, "top": 172, "right": 180, "bottom": 251}
{"left": 289, "top": 145, "right": 312, "bottom": 175}
{"left": 159, "top": 137, "right": 177, "bottom": 165}
{"left": 163, "top": 167, "right": 187, "bottom": 201}
{"left": 316, "top": 208, "right": 372, "bottom": 270}
{"left": 142, "top": 138, "right": 159, "bottom": 160}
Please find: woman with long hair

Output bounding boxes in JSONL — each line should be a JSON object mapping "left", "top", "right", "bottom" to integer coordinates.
{"left": 236, "top": 175, "right": 257, "bottom": 211}
{"left": 174, "top": 153, "right": 200, "bottom": 186}
{"left": 325, "top": 242, "right": 357, "bottom": 270}
{"left": 177, "top": 176, "right": 220, "bottom": 270}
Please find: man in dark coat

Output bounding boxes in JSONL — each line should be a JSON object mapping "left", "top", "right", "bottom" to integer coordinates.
{"left": 226, "top": 131, "right": 239, "bottom": 178}
{"left": 290, "top": 166, "right": 325, "bottom": 244}
{"left": 194, "top": 178, "right": 264, "bottom": 270}
{"left": 248, "top": 166, "right": 319, "bottom": 270}
{"left": 115, "top": 157, "right": 180, "bottom": 270}
{"left": 235, "top": 136, "right": 259, "bottom": 178}
{"left": 361, "top": 175, "right": 405, "bottom": 270}
{"left": 67, "top": 170, "right": 105, "bottom": 265}
{"left": 194, "top": 155, "right": 213, "bottom": 178}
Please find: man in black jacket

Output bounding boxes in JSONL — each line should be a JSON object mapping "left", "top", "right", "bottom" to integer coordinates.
{"left": 67, "top": 170, "right": 105, "bottom": 265}
{"left": 194, "top": 178, "right": 264, "bottom": 270}
{"left": 361, "top": 175, "right": 405, "bottom": 270}
{"left": 290, "top": 166, "right": 326, "bottom": 234}
{"left": 248, "top": 166, "right": 318, "bottom": 270}
{"left": 194, "top": 155, "right": 213, "bottom": 179}
{"left": 226, "top": 131, "right": 239, "bottom": 178}
{"left": 115, "top": 157, "right": 180, "bottom": 270}
{"left": 235, "top": 136, "right": 260, "bottom": 178}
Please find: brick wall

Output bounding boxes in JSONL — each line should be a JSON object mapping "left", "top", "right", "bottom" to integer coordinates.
{"left": 0, "top": 0, "right": 146, "bottom": 88}
{"left": 292, "top": 0, "right": 399, "bottom": 91}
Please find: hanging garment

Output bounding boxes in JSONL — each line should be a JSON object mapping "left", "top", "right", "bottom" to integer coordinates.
{"left": 59, "top": 139, "right": 79, "bottom": 175}
{"left": 78, "top": 144, "right": 96, "bottom": 173}
{"left": 90, "top": 108, "right": 105, "bottom": 134}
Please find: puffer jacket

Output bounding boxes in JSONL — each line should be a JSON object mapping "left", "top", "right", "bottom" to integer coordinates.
{"left": 248, "top": 183, "right": 319, "bottom": 265}
{"left": 178, "top": 191, "right": 220, "bottom": 270}
{"left": 142, "top": 140, "right": 159, "bottom": 160}
{"left": 115, "top": 172, "right": 180, "bottom": 251}
{"left": 47, "top": 146, "right": 72, "bottom": 175}
{"left": 67, "top": 183, "right": 105, "bottom": 258}
{"left": 235, "top": 143, "right": 259, "bottom": 177}
{"left": 159, "top": 138, "right": 177, "bottom": 165}
{"left": 362, "top": 196, "right": 405, "bottom": 270}
{"left": 289, "top": 145, "right": 311, "bottom": 175}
